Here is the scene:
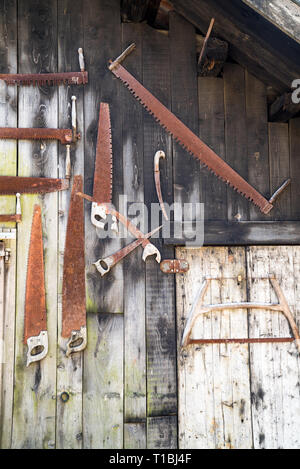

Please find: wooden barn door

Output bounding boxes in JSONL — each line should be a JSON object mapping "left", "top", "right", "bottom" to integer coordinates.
{"left": 176, "top": 246, "right": 300, "bottom": 449}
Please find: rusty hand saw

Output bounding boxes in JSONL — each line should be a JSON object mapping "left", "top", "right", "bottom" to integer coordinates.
{"left": 90, "top": 102, "right": 118, "bottom": 233}
{"left": 0, "top": 176, "right": 69, "bottom": 195}
{"left": 0, "top": 48, "right": 88, "bottom": 86}
{"left": 78, "top": 192, "right": 161, "bottom": 263}
{"left": 94, "top": 225, "right": 162, "bottom": 276}
{"left": 24, "top": 205, "right": 48, "bottom": 367}
{"left": 109, "top": 44, "right": 290, "bottom": 215}
{"left": 62, "top": 175, "right": 86, "bottom": 357}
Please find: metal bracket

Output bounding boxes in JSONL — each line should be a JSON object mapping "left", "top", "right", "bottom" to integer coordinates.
{"left": 182, "top": 276, "right": 300, "bottom": 353}
{"left": 160, "top": 259, "right": 189, "bottom": 274}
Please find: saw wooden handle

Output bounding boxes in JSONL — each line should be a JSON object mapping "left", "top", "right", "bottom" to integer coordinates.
{"left": 78, "top": 48, "right": 85, "bottom": 72}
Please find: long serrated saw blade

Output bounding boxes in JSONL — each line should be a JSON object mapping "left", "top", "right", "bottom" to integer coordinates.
{"left": 110, "top": 62, "right": 273, "bottom": 215}
{"left": 93, "top": 103, "right": 113, "bottom": 203}
{"left": 0, "top": 127, "right": 74, "bottom": 144}
{"left": 0, "top": 72, "right": 88, "bottom": 86}
{"left": 0, "top": 176, "right": 69, "bottom": 195}
{"left": 24, "top": 205, "right": 48, "bottom": 366}
{"left": 62, "top": 175, "right": 86, "bottom": 356}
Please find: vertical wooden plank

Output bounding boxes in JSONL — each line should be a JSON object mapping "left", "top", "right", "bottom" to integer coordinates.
{"left": 198, "top": 77, "right": 226, "bottom": 220}
{"left": 124, "top": 423, "right": 146, "bottom": 449}
{"left": 12, "top": 0, "right": 58, "bottom": 449}
{"left": 82, "top": 0, "right": 124, "bottom": 449}
{"left": 269, "top": 123, "right": 291, "bottom": 220}
{"left": 56, "top": 0, "right": 84, "bottom": 449}
{"left": 142, "top": 26, "right": 177, "bottom": 429}
{"left": 176, "top": 247, "right": 253, "bottom": 449}
{"left": 290, "top": 118, "right": 300, "bottom": 220}
{"left": 83, "top": 0, "right": 123, "bottom": 314}
{"left": 122, "top": 23, "right": 147, "bottom": 439}
{"left": 0, "top": 0, "right": 17, "bottom": 449}
{"left": 245, "top": 71, "right": 269, "bottom": 221}
{"left": 169, "top": 12, "right": 201, "bottom": 218}
{"left": 224, "top": 64, "right": 249, "bottom": 221}
{"left": 83, "top": 314, "right": 123, "bottom": 449}
{"left": 246, "top": 246, "right": 300, "bottom": 449}
{"left": 147, "top": 416, "right": 177, "bottom": 449}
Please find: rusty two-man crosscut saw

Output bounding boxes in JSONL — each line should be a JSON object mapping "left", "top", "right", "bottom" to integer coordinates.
{"left": 109, "top": 44, "right": 290, "bottom": 215}
{"left": 62, "top": 175, "right": 86, "bottom": 357}
{"left": 24, "top": 205, "right": 48, "bottom": 367}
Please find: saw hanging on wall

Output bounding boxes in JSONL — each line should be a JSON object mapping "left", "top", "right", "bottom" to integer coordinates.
{"left": 109, "top": 44, "right": 290, "bottom": 215}
{"left": 0, "top": 48, "right": 88, "bottom": 86}
{"left": 24, "top": 205, "right": 48, "bottom": 367}
{"left": 62, "top": 175, "right": 87, "bottom": 357}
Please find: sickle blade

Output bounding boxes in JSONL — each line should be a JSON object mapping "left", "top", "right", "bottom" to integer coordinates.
{"left": 62, "top": 175, "right": 86, "bottom": 357}
{"left": 24, "top": 205, "right": 48, "bottom": 366}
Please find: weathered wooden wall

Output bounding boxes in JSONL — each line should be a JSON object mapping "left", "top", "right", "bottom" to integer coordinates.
{"left": 0, "top": 0, "right": 299, "bottom": 449}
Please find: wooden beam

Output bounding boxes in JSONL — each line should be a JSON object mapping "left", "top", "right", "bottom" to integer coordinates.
{"left": 169, "top": 0, "right": 300, "bottom": 92}
{"left": 242, "top": 0, "right": 300, "bottom": 45}
{"left": 121, "top": 0, "right": 161, "bottom": 24}
{"left": 164, "top": 221, "right": 300, "bottom": 246}
{"left": 269, "top": 93, "right": 300, "bottom": 122}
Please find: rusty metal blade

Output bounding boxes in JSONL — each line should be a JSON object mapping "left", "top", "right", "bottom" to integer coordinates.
{"left": 110, "top": 62, "right": 273, "bottom": 215}
{"left": 62, "top": 175, "right": 86, "bottom": 339}
{"left": 24, "top": 205, "right": 46, "bottom": 343}
{"left": 93, "top": 103, "right": 113, "bottom": 203}
{"left": 0, "top": 176, "right": 69, "bottom": 195}
{"left": 0, "top": 72, "right": 88, "bottom": 86}
{"left": 0, "top": 127, "right": 74, "bottom": 144}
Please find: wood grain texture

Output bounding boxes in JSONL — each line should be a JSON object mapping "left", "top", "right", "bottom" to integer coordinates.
{"left": 0, "top": 0, "right": 17, "bottom": 449}
{"left": 12, "top": 0, "right": 58, "bottom": 449}
{"left": 122, "top": 23, "right": 147, "bottom": 428}
{"left": 83, "top": 0, "right": 123, "bottom": 314}
{"left": 147, "top": 416, "right": 177, "bottom": 449}
{"left": 142, "top": 25, "right": 177, "bottom": 422}
{"left": 124, "top": 422, "right": 146, "bottom": 449}
{"left": 56, "top": 0, "right": 84, "bottom": 449}
{"left": 290, "top": 118, "right": 300, "bottom": 219}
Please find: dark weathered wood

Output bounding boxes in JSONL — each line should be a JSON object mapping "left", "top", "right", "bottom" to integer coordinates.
{"left": 290, "top": 118, "right": 300, "bottom": 220}
{"left": 242, "top": 0, "right": 300, "bottom": 44}
{"left": 164, "top": 221, "right": 300, "bottom": 245}
{"left": 169, "top": 12, "right": 201, "bottom": 223}
{"left": 147, "top": 416, "right": 177, "bottom": 449}
{"left": 121, "top": 0, "right": 161, "bottom": 24}
{"left": 269, "top": 123, "right": 291, "bottom": 221}
{"left": 169, "top": 0, "right": 300, "bottom": 92}
{"left": 224, "top": 64, "right": 249, "bottom": 221}
{"left": 198, "top": 77, "right": 226, "bottom": 220}
{"left": 197, "top": 36, "right": 228, "bottom": 77}
{"left": 246, "top": 71, "right": 270, "bottom": 221}
{"left": 124, "top": 422, "right": 147, "bottom": 449}
{"left": 83, "top": 0, "right": 123, "bottom": 314}
{"left": 142, "top": 25, "right": 177, "bottom": 422}
{"left": 122, "top": 23, "right": 147, "bottom": 429}
{"left": 269, "top": 93, "right": 300, "bottom": 123}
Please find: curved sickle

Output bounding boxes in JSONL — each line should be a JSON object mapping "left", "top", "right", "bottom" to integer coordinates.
{"left": 154, "top": 151, "right": 169, "bottom": 221}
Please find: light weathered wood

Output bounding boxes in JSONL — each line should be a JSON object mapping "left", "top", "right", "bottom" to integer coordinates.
{"left": 242, "top": 0, "right": 300, "bottom": 44}
{"left": 176, "top": 247, "right": 253, "bottom": 449}
{"left": 56, "top": 0, "right": 84, "bottom": 449}
{"left": 12, "top": 0, "right": 58, "bottom": 449}
{"left": 83, "top": 314, "right": 123, "bottom": 448}
{"left": 0, "top": 0, "right": 17, "bottom": 449}
{"left": 124, "top": 422, "right": 146, "bottom": 449}
{"left": 147, "top": 416, "right": 177, "bottom": 449}
{"left": 246, "top": 247, "right": 300, "bottom": 449}
{"left": 122, "top": 23, "right": 147, "bottom": 428}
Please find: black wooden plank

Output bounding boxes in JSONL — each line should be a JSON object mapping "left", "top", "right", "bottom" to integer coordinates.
{"left": 198, "top": 77, "right": 226, "bottom": 220}
{"left": 142, "top": 25, "right": 177, "bottom": 420}
{"left": 169, "top": 12, "right": 200, "bottom": 217}
{"left": 83, "top": 0, "right": 123, "bottom": 313}
{"left": 224, "top": 63, "right": 249, "bottom": 221}
{"left": 245, "top": 71, "right": 270, "bottom": 221}
{"left": 269, "top": 123, "right": 291, "bottom": 221}
{"left": 269, "top": 93, "right": 300, "bottom": 123}
{"left": 164, "top": 221, "right": 300, "bottom": 246}
{"left": 147, "top": 416, "right": 177, "bottom": 449}
{"left": 290, "top": 118, "right": 300, "bottom": 220}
